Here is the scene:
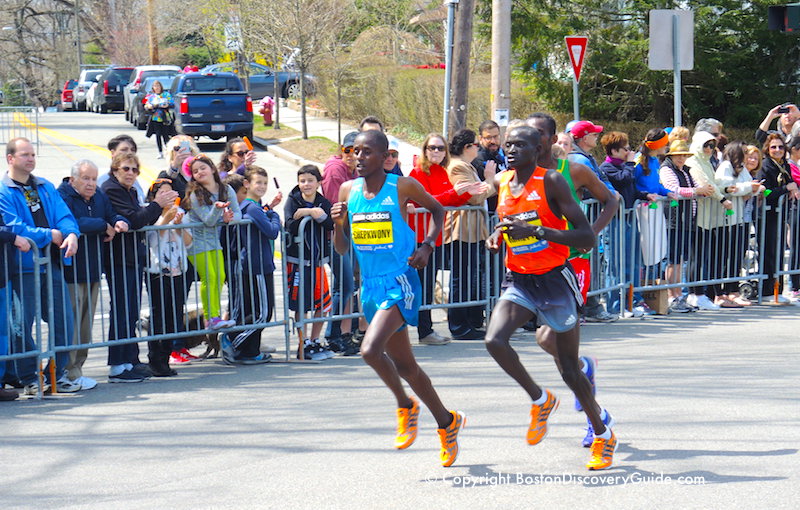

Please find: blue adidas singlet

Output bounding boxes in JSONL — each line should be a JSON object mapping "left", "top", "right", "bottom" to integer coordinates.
{"left": 347, "top": 173, "right": 416, "bottom": 279}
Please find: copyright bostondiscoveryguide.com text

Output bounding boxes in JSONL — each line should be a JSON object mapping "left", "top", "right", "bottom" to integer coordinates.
{"left": 425, "top": 472, "right": 707, "bottom": 488}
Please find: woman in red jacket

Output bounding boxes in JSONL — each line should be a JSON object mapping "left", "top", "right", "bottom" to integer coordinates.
{"left": 408, "top": 133, "right": 487, "bottom": 345}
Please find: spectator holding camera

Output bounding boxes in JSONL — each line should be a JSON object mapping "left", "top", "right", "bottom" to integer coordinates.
{"left": 756, "top": 103, "right": 800, "bottom": 145}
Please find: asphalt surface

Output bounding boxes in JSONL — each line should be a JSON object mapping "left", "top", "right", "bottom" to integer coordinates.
{"left": 1, "top": 111, "right": 799, "bottom": 509}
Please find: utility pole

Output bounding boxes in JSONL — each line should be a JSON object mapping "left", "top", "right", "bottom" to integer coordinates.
{"left": 75, "top": 0, "right": 82, "bottom": 74}
{"left": 146, "top": 0, "right": 159, "bottom": 64}
{"left": 442, "top": 0, "right": 458, "bottom": 139}
{"left": 490, "top": 0, "right": 511, "bottom": 135}
{"left": 451, "top": 0, "right": 474, "bottom": 133}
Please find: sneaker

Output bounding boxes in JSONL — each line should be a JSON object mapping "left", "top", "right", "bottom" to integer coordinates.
{"left": 0, "top": 388, "right": 19, "bottom": 401}
{"left": 208, "top": 317, "right": 227, "bottom": 330}
{"left": 179, "top": 348, "right": 200, "bottom": 360}
{"left": 527, "top": 389, "right": 559, "bottom": 445}
{"left": 583, "top": 310, "right": 618, "bottom": 323}
{"left": 23, "top": 382, "right": 50, "bottom": 395}
{"left": 452, "top": 328, "right": 484, "bottom": 340}
{"left": 630, "top": 307, "right": 644, "bottom": 318}
{"left": 669, "top": 298, "right": 693, "bottom": 313}
{"left": 55, "top": 377, "right": 81, "bottom": 393}
{"left": 693, "top": 294, "right": 720, "bottom": 310}
{"left": 437, "top": 411, "right": 466, "bottom": 467}
{"left": 236, "top": 353, "right": 272, "bottom": 365}
{"left": 582, "top": 410, "right": 616, "bottom": 447}
{"left": 419, "top": 332, "right": 451, "bottom": 345}
{"left": 75, "top": 376, "right": 98, "bottom": 390}
{"left": 340, "top": 333, "right": 361, "bottom": 356}
{"left": 326, "top": 337, "right": 345, "bottom": 353}
{"left": 586, "top": 430, "right": 618, "bottom": 470}
{"left": 312, "top": 339, "right": 335, "bottom": 359}
{"left": 170, "top": 352, "right": 192, "bottom": 365}
{"left": 108, "top": 370, "right": 145, "bottom": 383}
{"left": 394, "top": 396, "right": 419, "bottom": 449}
{"left": 635, "top": 302, "right": 657, "bottom": 315}
{"left": 131, "top": 364, "right": 153, "bottom": 379}
{"left": 574, "top": 356, "right": 596, "bottom": 412}
{"left": 298, "top": 339, "right": 327, "bottom": 361}
{"left": 149, "top": 362, "right": 178, "bottom": 377}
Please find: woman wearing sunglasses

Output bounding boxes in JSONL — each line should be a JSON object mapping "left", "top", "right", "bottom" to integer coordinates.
{"left": 758, "top": 134, "right": 799, "bottom": 300}
{"left": 686, "top": 131, "right": 737, "bottom": 309}
{"left": 101, "top": 152, "right": 179, "bottom": 382}
{"left": 218, "top": 137, "right": 257, "bottom": 178}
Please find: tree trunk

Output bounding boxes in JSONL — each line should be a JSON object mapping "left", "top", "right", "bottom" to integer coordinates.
{"left": 452, "top": 0, "right": 475, "bottom": 133}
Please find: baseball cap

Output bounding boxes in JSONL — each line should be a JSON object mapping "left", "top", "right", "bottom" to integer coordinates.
{"left": 564, "top": 119, "right": 580, "bottom": 134}
{"left": 342, "top": 131, "right": 359, "bottom": 148}
{"left": 570, "top": 120, "right": 603, "bottom": 139}
{"left": 388, "top": 136, "right": 400, "bottom": 153}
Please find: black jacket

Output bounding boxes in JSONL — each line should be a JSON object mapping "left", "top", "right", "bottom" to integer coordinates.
{"left": 758, "top": 157, "right": 793, "bottom": 210}
{"left": 0, "top": 217, "right": 19, "bottom": 288}
{"left": 471, "top": 146, "right": 507, "bottom": 212}
{"left": 600, "top": 160, "right": 648, "bottom": 209}
{"left": 283, "top": 186, "right": 333, "bottom": 265}
{"left": 58, "top": 179, "right": 129, "bottom": 282}
{"left": 101, "top": 172, "right": 162, "bottom": 267}
{"left": 157, "top": 168, "right": 190, "bottom": 199}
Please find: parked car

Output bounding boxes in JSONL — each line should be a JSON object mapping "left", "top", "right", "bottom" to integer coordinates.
{"left": 199, "top": 62, "right": 314, "bottom": 100}
{"left": 74, "top": 68, "right": 104, "bottom": 110}
{"left": 171, "top": 72, "right": 253, "bottom": 141}
{"left": 131, "top": 76, "right": 177, "bottom": 130}
{"left": 90, "top": 66, "right": 134, "bottom": 113}
{"left": 60, "top": 79, "right": 78, "bottom": 111}
{"left": 123, "top": 65, "right": 181, "bottom": 121}
{"left": 85, "top": 82, "right": 98, "bottom": 112}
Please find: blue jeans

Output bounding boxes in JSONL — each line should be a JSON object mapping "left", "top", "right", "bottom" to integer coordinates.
{"left": 10, "top": 269, "right": 73, "bottom": 384}
{"left": 325, "top": 250, "right": 354, "bottom": 339}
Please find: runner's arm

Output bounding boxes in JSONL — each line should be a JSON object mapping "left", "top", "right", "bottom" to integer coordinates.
{"left": 540, "top": 170, "right": 595, "bottom": 250}
{"left": 571, "top": 161, "right": 619, "bottom": 234}
{"left": 331, "top": 181, "right": 353, "bottom": 255}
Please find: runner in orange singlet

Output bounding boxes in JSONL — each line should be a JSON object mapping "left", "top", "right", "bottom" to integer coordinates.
{"left": 484, "top": 126, "right": 618, "bottom": 470}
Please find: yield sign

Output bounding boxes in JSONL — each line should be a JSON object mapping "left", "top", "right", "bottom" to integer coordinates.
{"left": 565, "top": 36, "right": 589, "bottom": 82}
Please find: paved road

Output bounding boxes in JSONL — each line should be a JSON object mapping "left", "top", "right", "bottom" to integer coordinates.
{"left": 2, "top": 111, "right": 799, "bottom": 509}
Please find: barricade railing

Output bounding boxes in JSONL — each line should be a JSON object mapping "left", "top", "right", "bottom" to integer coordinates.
{"left": 0, "top": 106, "right": 40, "bottom": 150}
{"left": 633, "top": 195, "right": 769, "bottom": 306}
{"left": 773, "top": 194, "right": 800, "bottom": 301}
{"left": 292, "top": 205, "right": 492, "bottom": 347}
{"left": 585, "top": 198, "right": 627, "bottom": 313}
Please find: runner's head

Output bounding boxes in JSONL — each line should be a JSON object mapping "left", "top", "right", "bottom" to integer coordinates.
{"left": 354, "top": 130, "right": 389, "bottom": 177}
{"left": 505, "top": 126, "right": 542, "bottom": 171}
{"left": 526, "top": 113, "right": 558, "bottom": 158}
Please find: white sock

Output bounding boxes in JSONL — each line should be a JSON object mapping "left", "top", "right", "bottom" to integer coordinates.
{"left": 532, "top": 391, "right": 549, "bottom": 406}
{"left": 595, "top": 427, "right": 612, "bottom": 440}
{"left": 109, "top": 364, "right": 126, "bottom": 376}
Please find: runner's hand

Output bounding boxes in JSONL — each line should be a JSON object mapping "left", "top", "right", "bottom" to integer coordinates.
{"left": 485, "top": 230, "right": 502, "bottom": 253}
{"left": 331, "top": 201, "right": 348, "bottom": 226}
{"left": 408, "top": 245, "right": 432, "bottom": 269}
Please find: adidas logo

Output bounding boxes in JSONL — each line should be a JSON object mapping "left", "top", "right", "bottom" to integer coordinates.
{"left": 565, "top": 314, "right": 576, "bottom": 326}
{"left": 526, "top": 190, "right": 541, "bottom": 201}
{"left": 381, "top": 196, "right": 395, "bottom": 206}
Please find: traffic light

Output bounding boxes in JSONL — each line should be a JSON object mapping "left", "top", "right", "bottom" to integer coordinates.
{"left": 769, "top": 3, "right": 800, "bottom": 32}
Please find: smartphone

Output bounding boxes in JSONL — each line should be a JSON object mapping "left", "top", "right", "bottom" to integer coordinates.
{"left": 179, "top": 140, "right": 191, "bottom": 153}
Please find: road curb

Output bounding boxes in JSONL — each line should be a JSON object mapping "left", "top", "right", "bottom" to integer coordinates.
{"left": 252, "top": 135, "right": 323, "bottom": 167}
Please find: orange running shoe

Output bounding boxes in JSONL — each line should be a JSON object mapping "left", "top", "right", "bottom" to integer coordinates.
{"left": 527, "top": 389, "right": 559, "bottom": 445}
{"left": 437, "top": 411, "right": 466, "bottom": 467}
{"left": 586, "top": 430, "right": 617, "bottom": 470}
{"left": 395, "top": 396, "right": 420, "bottom": 449}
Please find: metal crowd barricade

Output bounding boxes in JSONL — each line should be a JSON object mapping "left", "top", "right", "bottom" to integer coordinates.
{"left": 632, "top": 195, "right": 769, "bottom": 306}
{"left": 773, "top": 194, "right": 800, "bottom": 301}
{"left": 584, "top": 198, "right": 627, "bottom": 312}
{"left": 0, "top": 106, "right": 40, "bottom": 150}
{"left": 292, "top": 205, "right": 493, "bottom": 346}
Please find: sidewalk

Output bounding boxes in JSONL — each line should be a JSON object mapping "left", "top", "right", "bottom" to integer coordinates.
{"left": 260, "top": 104, "right": 421, "bottom": 173}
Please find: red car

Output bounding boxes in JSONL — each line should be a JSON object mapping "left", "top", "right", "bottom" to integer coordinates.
{"left": 60, "top": 79, "right": 78, "bottom": 111}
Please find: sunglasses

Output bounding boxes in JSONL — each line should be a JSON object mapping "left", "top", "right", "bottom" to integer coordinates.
{"left": 388, "top": 151, "right": 399, "bottom": 158}
{"left": 703, "top": 141, "right": 717, "bottom": 149}
{"left": 233, "top": 151, "right": 247, "bottom": 157}
{"left": 770, "top": 145, "right": 785, "bottom": 150}
{"left": 342, "top": 146, "right": 354, "bottom": 154}
{"left": 120, "top": 165, "right": 139, "bottom": 174}
{"left": 426, "top": 145, "right": 446, "bottom": 152}
{"left": 465, "top": 142, "right": 476, "bottom": 149}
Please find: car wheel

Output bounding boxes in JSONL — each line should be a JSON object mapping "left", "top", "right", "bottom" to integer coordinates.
{"left": 99, "top": 103, "right": 107, "bottom": 114}
{"left": 283, "top": 81, "right": 301, "bottom": 100}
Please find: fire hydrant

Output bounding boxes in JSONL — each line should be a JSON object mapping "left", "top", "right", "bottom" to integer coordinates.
{"left": 258, "top": 96, "right": 275, "bottom": 126}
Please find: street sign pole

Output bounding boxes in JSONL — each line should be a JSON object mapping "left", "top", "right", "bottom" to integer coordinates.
{"left": 672, "top": 13, "right": 681, "bottom": 127}
{"left": 572, "top": 76, "right": 580, "bottom": 121}
{"left": 443, "top": 0, "right": 459, "bottom": 139}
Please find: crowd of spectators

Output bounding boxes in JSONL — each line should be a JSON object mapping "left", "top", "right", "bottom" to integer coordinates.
{"left": 2, "top": 103, "right": 800, "bottom": 401}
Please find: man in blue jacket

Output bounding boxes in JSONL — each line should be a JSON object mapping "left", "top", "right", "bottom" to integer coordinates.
{"left": 59, "top": 159, "right": 129, "bottom": 390}
{"left": 0, "top": 137, "right": 81, "bottom": 395}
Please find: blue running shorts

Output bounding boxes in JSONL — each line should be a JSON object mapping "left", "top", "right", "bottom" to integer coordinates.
{"left": 361, "top": 265, "right": 421, "bottom": 328}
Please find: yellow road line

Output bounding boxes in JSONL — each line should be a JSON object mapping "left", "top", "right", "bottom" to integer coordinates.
{"left": 12, "top": 111, "right": 158, "bottom": 182}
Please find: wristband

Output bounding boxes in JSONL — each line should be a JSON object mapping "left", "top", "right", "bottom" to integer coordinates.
{"left": 422, "top": 239, "right": 435, "bottom": 249}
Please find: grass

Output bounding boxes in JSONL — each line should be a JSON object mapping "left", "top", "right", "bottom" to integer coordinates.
{"left": 279, "top": 136, "right": 339, "bottom": 164}
{"left": 253, "top": 123, "right": 301, "bottom": 141}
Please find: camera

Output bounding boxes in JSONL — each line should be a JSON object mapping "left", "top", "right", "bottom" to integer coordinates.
{"left": 777, "top": 103, "right": 792, "bottom": 114}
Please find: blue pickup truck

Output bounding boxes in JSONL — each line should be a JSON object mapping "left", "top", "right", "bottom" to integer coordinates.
{"left": 170, "top": 72, "right": 253, "bottom": 141}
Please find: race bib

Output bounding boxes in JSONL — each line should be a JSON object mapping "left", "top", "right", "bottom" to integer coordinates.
{"left": 352, "top": 211, "right": 393, "bottom": 251}
{"left": 503, "top": 210, "right": 548, "bottom": 255}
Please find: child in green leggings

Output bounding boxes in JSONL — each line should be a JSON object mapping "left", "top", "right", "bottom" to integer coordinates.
{"left": 183, "top": 155, "right": 242, "bottom": 329}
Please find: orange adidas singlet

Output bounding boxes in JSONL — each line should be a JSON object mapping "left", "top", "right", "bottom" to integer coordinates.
{"left": 497, "top": 167, "right": 569, "bottom": 275}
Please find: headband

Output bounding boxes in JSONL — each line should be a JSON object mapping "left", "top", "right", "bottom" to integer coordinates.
{"left": 644, "top": 133, "right": 669, "bottom": 150}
